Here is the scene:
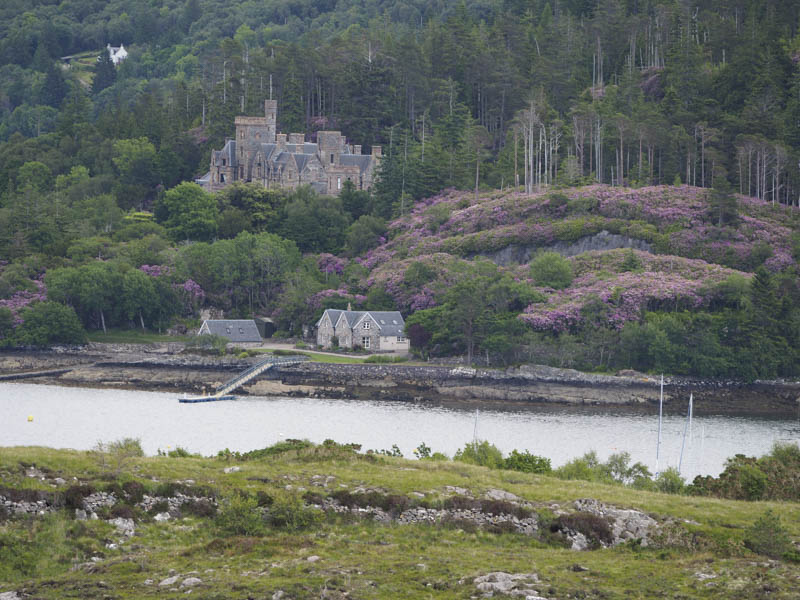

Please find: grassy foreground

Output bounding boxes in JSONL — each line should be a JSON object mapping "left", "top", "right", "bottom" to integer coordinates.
{"left": 1, "top": 443, "right": 798, "bottom": 599}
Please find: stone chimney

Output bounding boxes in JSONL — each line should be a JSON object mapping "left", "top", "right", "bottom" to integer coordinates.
{"left": 276, "top": 133, "right": 287, "bottom": 151}
{"left": 372, "top": 145, "right": 382, "bottom": 157}
{"left": 354, "top": 145, "right": 361, "bottom": 155}
{"left": 347, "top": 302, "right": 352, "bottom": 311}
{"left": 288, "top": 133, "right": 304, "bottom": 145}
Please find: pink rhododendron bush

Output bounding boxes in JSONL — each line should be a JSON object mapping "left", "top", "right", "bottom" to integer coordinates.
{"left": 518, "top": 249, "right": 750, "bottom": 332}
{"left": 363, "top": 185, "right": 796, "bottom": 273}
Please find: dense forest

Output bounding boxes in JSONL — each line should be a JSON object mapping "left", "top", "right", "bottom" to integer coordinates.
{"left": 0, "top": 0, "right": 798, "bottom": 379}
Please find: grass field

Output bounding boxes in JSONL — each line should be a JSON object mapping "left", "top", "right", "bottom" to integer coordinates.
{"left": 0, "top": 443, "right": 797, "bottom": 599}
{"left": 86, "top": 329, "right": 191, "bottom": 344}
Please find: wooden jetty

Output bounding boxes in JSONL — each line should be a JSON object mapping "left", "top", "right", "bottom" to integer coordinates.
{"left": 178, "top": 355, "right": 307, "bottom": 403}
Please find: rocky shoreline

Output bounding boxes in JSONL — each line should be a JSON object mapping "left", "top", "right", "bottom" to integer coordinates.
{"left": 0, "top": 343, "right": 798, "bottom": 417}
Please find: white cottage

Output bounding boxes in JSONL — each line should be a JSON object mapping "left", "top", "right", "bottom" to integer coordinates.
{"left": 106, "top": 43, "right": 128, "bottom": 65}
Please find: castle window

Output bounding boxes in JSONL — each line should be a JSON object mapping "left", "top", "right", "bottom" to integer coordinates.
{"left": 220, "top": 174, "right": 226, "bottom": 183}
{"left": 337, "top": 177, "right": 342, "bottom": 190}
{"left": 330, "top": 153, "right": 334, "bottom": 164}
{"left": 222, "top": 158, "right": 226, "bottom": 166}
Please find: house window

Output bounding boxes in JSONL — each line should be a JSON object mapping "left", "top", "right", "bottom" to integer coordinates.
{"left": 397, "top": 336, "right": 405, "bottom": 342}
{"left": 363, "top": 321, "right": 370, "bottom": 329}
{"left": 239, "top": 328, "right": 244, "bottom": 334}
{"left": 362, "top": 336, "right": 370, "bottom": 349}
{"left": 226, "top": 327, "right": 231, "bottom": 334}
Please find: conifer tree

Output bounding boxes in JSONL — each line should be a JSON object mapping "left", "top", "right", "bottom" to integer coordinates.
{"left": 92, "top": 48, "right": 116, "bottom": 95}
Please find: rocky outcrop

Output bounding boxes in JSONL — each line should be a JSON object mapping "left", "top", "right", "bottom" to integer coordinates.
{"left": 572, "top": 498, "right": 657, "bottom": 547}
{"left": 473, "top": 572, "right": 549, "bottom": 599}
{"left": 475, "top": 231, "right": 653, "bottom": 265}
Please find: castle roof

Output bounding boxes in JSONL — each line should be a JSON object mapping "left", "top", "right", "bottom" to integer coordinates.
{"left": 339, "top": 154, "right": 372, "bottom": 173}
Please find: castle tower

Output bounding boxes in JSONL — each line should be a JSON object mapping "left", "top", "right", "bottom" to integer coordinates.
{"left": 232, "top": 100, "right": 278, "bottom": 180}
{"left": 317, "top": 131, "right": 344, "bottom": 166}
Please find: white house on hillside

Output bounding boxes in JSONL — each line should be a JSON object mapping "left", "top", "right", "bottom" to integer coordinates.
{"left": 106, "top": 43, "right": 128, "bottom": 65}
{"left": 316, "top": 309, "right": 409, "bottom": 352}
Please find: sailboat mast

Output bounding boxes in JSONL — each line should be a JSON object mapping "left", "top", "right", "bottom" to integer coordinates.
{"left": 678, "top": 393, "right": 693, "bottom": 474}
{"left": 656, "top": 374, "right": 663, "bottom": 474}
{"left": 472, "top": 409, "right": 479, "bottom": 448}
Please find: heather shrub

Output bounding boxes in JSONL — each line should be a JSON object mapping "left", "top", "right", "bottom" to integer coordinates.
{"left": 182, "top": 499, "right": 217, "bottom": 518}
{"left": 121, "top": 481, "right": 145, "bottom": 503}
{"left": 553, "top": 512, "right": 613, "bottom": 549}
{"left": 109, "top": 503, "right": 135, "bottom": 520}
{"left": 63, "top": 485, "right": 95, "bottom": 511}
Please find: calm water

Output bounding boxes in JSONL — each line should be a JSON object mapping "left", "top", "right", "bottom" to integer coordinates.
{"left": 1, "top": 382, "right": 798, "bottom": 480}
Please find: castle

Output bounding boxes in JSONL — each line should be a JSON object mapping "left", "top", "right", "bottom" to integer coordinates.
{"left": 198, "top": 100, "right": 381, "bottom": 196}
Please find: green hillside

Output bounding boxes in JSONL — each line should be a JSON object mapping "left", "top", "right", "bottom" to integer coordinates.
{"left": 0, "top": 0, "right": 799, "bottom": 379}
{"left": 0, "top": 442, "right": 799, "bottom": 599}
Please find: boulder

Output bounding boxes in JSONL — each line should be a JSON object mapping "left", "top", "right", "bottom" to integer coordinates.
{"left": 110, "top": 517, "right": 135, "bottom": 537}
{"left": 485, "top": 489, "right": 520, "bottom": 502}
{"left": 159, "top": 575, "right": 180, "bottom": 587}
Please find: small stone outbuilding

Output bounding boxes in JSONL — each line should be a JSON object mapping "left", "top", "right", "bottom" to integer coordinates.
{"left": 197, "top": 319, "right": 262, "bottom": 344}
{"left": 316, "top": 309, "right": 408, "bottom": 352}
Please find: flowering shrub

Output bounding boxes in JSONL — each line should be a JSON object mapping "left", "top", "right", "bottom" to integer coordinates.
{"left": 0, "top": 278, "right": 47, "bottom": 326}
{"left": 519, "top": 249, "right": 749, "bottom": 332}
{"left": 308, "top": 288, "right": 366, "bottom": 310}
{"left": 362, "top": 185, "right": 795, "bottom": 274}
{"left": 139, "top": 264, "right": 172, "bottom": 277}
{"left": 317, "top": 253, "right": 348, "bottom": 276}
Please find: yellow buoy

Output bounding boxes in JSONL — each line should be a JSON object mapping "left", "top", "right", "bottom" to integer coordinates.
{"left": 27, "top": 415, "right": 33, "bottom": 422}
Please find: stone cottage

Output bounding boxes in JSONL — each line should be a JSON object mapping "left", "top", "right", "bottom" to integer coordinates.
{"left": 197, "top": 100, "right": 381, "bottom": 196}
{"left": 198, "top": 319, "right": 262, "bottom": 343}
{"left": 316, "top": 309, "right": 408, "bottom": 352}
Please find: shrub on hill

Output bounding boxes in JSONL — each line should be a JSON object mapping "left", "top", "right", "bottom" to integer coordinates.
{"left": 688, "top": 442, "right": 800, "bottom": 501}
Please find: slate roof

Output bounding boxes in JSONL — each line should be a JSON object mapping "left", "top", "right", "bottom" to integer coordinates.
{"left": 317, "top": 310, "right": 405, "bottom": 337}
{"left": 340, "top": 154, "right": 372, "bottom": 173}
{"left": 198, "top": 319, "right": 261, "bottom": 342}
{"left": 213, "top": 140, "right": 237, "bottom": 167}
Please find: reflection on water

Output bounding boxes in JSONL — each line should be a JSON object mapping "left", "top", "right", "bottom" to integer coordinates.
{"left": 1, "top": 383, "right": 798, "bottom": 480}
